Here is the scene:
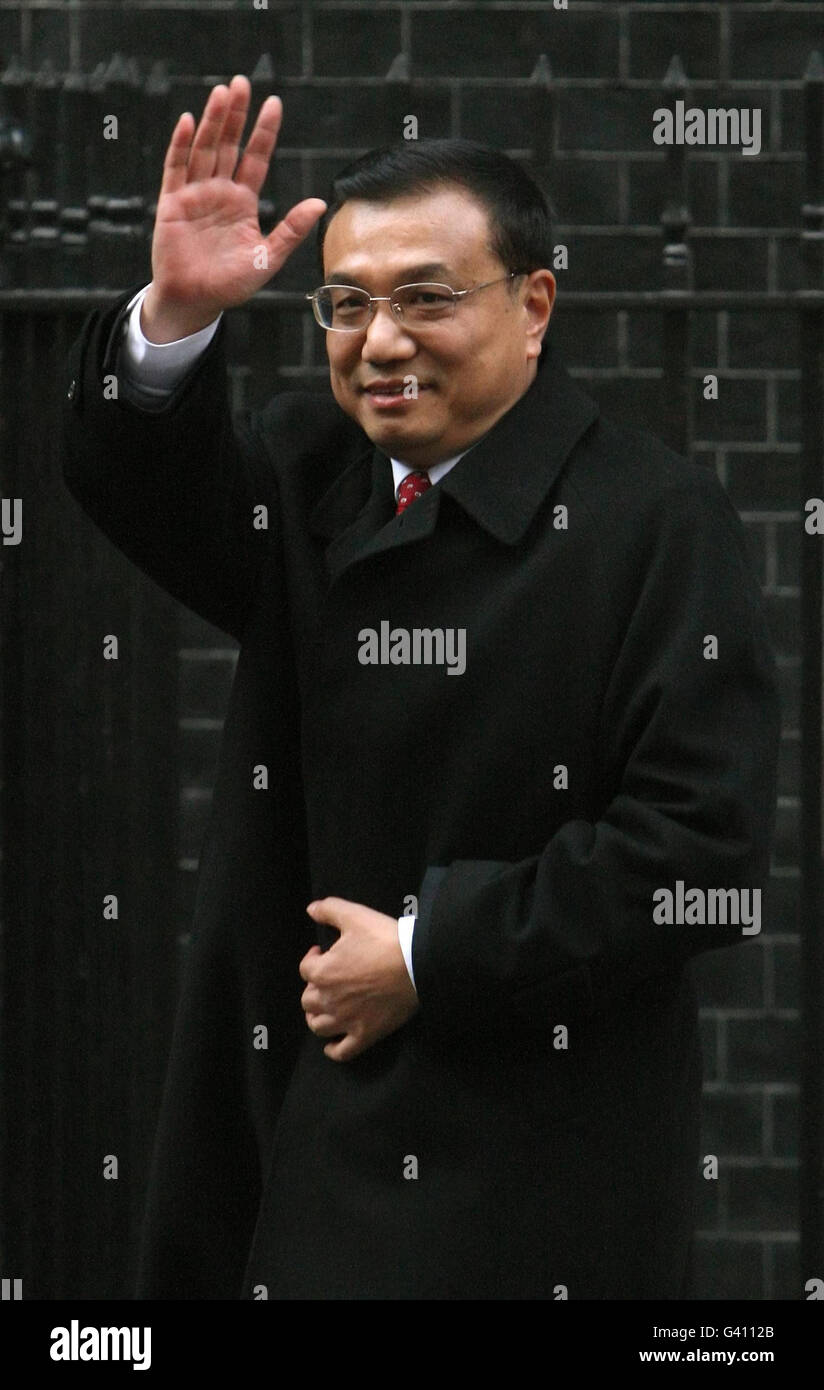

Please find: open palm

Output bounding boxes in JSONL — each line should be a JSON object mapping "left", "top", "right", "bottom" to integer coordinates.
{"left": 145, "top": 74, "right": 327, "bottom": 336}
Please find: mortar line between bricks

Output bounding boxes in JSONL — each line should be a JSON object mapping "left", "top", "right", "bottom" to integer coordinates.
{"left": 45, "top": 2, "right": 824, "bottom": 10}
{"left": 765, "top": 520, "right": 778, "bottom": 592}
{"left": 694, "top": 1230, "right": 799, "bottom": 1242}
{"left": 712, "top": 1008, "right": 799, "bottom": 1019}
{"left": 179, "top": 650, "right": 238, "bottom": 660}
{"left": 718, "top": 1164, "right": 729, "bottom": 1233}
{"left": 719, "top": 0, "right": 730, "bottom": 88}
{"left": 160, "top": 76, "right": 818, "bottom": 91}
{"left": 709, "top": 1158, "right": 800, "bottom": 1170}
{"left": 764, "top": 1088, "right": 775, "bottom": 1160}
{"left": 764, "top": 931, "right": 776, "bottom": 1009}
{"left": 618, "top": 4, "right": 630, "bottom": 85}
{"left": 719, "top": 310, "right": 729, "bottom": 370}
{"left": 302, "top": 0, "right": 313, "bottom": 78}
{"left": 703, "top": 1083, "right": 799, "bottom": 1095}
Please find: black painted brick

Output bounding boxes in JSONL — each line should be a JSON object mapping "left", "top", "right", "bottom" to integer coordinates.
{"left": 726, "top": 1015, "right": 800, "bottom": 1085}
{"left": 560, "top": 231, "right": 663, "bottom": 290}
{"left": 690, "top": 233, "right": 768, "bottom": 291}
{"left": 542, "top": 159, "right": 622, "bottom": 226}
{"left": 692, "top": 1235, "right": 764, "bottom": 1299}
{"left": 582, "top": 374, "right": 665, "bottom": 437}
{"left": 763, "top": 875, "right": 801, "bottom": 939}
{"left": 693, "top": 375, "right": 768, "bottom": 443}
{"left": 764, "top": 592, "right": 800, "bottom": 661}
{"left": 771, "top": 938, "right": 800, "bottom": 1010}
{"left": 729, "top": 159, "right": 804, "bottom": 229}
{"left": 627, "top": 157, "right": 719, "bottom": 228}
{"left": 775, "top": 522, "right": 801, "bottom": 589}
{"left": 775, "top": 660, "right": 801, "bottom": 733}
{"left": 702, "top": 1090, "right": 764, "bottom": 1157}
{"left": 256, "top": 79, "right": 452, "bottom": 148}
{"left": 727, "top": 1163, "right": 798, "bottom": 1231}
{"left": 777, "top": 376, "right": 801, "bottom": 446}
{"left": 695, "top": 1163, "right": 723, "bottom": 1225}
{"left": 771, "top": 799, "right": 801, "bottom": 870}
{"left": 728, "top": 311, "right": 799, "bottom": 371}
{"left": 700, "top": 1013, "right": 721, "bottom": 1083}
{"left": 776, "top": 731, "right": 801, "bottom": 799}
{"left": 77, "top": 9, "right": 304, "bottom": 78}
{"left": 410, "top": 9, "right": 620, "bottom": 81}
{"left": 560, "top": 87, "right": 662, "bottom": 153}
{"left": 729, "top": 11, "right": 824, "bottom": 81}
{"left": 549, "top": 310, "right": 619, "bottom": 368}
{"left": 459, "top": 84, "right": 553, "bottom": 149}
{"left": 692, "top": 942, "right": 765, "bottom": 1011}
{"left": 741, "top": 523, "right": 768, "bottom": 588}
{"left": 726, "top": 453, "right": 801, "bottom": 512}
{"left": 772, "top": 1239, "right": 802, "bottom": 1300}
{"left": 627, "top": 310, "right": 721, "bottom": 368}
{"left": 313, "top": 8, "right": 403, "bottom": 77}
{"left": 628, "top": 9, "right": 722, "bottom": 82}
{"left": 769, "top": 1091, "right": 799, "bottom": 1161}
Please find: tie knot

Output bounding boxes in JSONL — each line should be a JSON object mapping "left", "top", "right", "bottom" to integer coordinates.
{"left": 395, "top": 470, "right": 432, "bottom": 515}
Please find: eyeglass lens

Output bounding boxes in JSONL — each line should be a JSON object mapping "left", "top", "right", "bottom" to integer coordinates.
{"left": 316, "top": 284, "right": 456, "bottom": 329}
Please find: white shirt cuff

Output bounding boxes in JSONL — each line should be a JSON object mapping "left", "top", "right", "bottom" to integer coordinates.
{"left": 397, "top": 915, "right": 417, "bottom": 993}
{"left": 120, "top": 284, "right": 222, "bottom": 394}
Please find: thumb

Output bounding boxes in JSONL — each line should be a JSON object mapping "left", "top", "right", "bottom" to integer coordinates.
{"left": 306, "top": 896, "right": 350, "bottom": 931}
{"left": 264, "top": 197, "right": 327, "bottom": 275}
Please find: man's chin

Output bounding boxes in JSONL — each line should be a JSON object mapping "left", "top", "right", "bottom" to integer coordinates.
{"left": 357, "top": 412, "right": 440, "bottom": 458}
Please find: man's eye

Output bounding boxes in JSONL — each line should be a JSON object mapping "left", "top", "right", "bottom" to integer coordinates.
{"left": 407, "top": 291, "right": 451, "bottom": 305}
{"left": 336, "top": 296, "right": 365, "bottom": 312}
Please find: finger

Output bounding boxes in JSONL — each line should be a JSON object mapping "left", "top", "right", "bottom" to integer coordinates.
{"left": 298, "top": 944, "right": 323, "bottom": 982}
{"left": 159, "top": 111, "right": 196, "bottom": 198}
{"left": 234, "top": 95, "right": 284, "bottom": 197}
{"left": 214, "top": 74, "right": 251, "bottom": 180}
{"left": 303, "top": 890, "right": 348, "bottom": 930}
{"left": 187, "top": 83, "right": 232, "bottom": 183}
{"left": 324, "top": 1033, "right": 361, "bottom": 1063}
{"left": 305, "top": 1013, "right": 342, "bottom": 1039}
{"left": 300, "top": 983, "right": 324, "bottom": 1013}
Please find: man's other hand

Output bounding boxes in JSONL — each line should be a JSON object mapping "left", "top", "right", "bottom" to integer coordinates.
{"left": 299, "top": 898, "right": 420, "bottom": 1062}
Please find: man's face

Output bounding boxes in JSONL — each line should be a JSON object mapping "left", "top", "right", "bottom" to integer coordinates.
{"left": 320, "top": 185, "right": 555, "bottom": 468}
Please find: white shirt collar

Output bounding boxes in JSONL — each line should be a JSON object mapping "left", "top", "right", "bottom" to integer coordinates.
{"left": 390, "top": 451, "right": 467, "bottom": 496}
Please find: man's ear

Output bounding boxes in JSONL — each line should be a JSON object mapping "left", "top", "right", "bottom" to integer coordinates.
{"left": 524, "top": 270, "right": 555, "bottom": 360}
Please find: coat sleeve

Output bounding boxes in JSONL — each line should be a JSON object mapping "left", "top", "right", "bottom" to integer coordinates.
{"left": 61, "top": 287, "right": 282, "bottom": 643}
{"left": 411, "top": 468, "right": 781, "bottom": 1032}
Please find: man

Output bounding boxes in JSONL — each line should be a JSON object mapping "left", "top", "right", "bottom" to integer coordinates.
{"left": 62, "top": 75, "right": 780, "bottom": 1300}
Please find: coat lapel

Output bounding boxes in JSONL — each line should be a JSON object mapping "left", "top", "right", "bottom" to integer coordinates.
{"left": 307, "top": 337, "right": 600, "bottom": 584}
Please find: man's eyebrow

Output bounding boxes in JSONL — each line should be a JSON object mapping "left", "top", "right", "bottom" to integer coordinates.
{"left": 323, "top": 263, "right": 458, "bottom": 286}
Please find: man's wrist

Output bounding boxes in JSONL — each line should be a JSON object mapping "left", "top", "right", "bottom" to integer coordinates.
{"left": 140, "top": 285, "right": 222, "bottom": 344}
{"left": 120, "top": 284, "right": 221, "bottom": 396}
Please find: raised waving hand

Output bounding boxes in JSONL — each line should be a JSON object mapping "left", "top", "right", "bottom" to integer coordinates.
{"left": 141, "top": 74, "right": 327, "bottom": 343}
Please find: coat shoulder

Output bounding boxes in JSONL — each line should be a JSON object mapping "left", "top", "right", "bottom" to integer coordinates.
{"left": 567, "top": 410, "right": 741, "bottom": 537}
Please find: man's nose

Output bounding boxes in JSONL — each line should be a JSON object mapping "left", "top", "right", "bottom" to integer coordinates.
{"left": 360, "top": 300, "right": 416, "bottom": 359}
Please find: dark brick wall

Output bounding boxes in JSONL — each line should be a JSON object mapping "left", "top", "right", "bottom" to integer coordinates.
{"left": 3, "top": 0, "right": 816, "bottom": 1300}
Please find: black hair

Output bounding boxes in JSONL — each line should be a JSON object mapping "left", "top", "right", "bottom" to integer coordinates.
{"left": 316, "top": 138, "right": 555, "bottom": 280}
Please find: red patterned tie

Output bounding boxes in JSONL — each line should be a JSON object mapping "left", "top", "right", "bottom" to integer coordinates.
{"left": 395, "top": 470, "right": 432, "bottom": 515}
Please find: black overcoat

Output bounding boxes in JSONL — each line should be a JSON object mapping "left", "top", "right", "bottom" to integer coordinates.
{"left": 61, "top": 288, "right": 781, "bottom": 1300}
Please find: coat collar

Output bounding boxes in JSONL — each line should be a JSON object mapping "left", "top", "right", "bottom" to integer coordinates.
{"left": 308, "top": 336, "right": 599, "bottom": 573}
